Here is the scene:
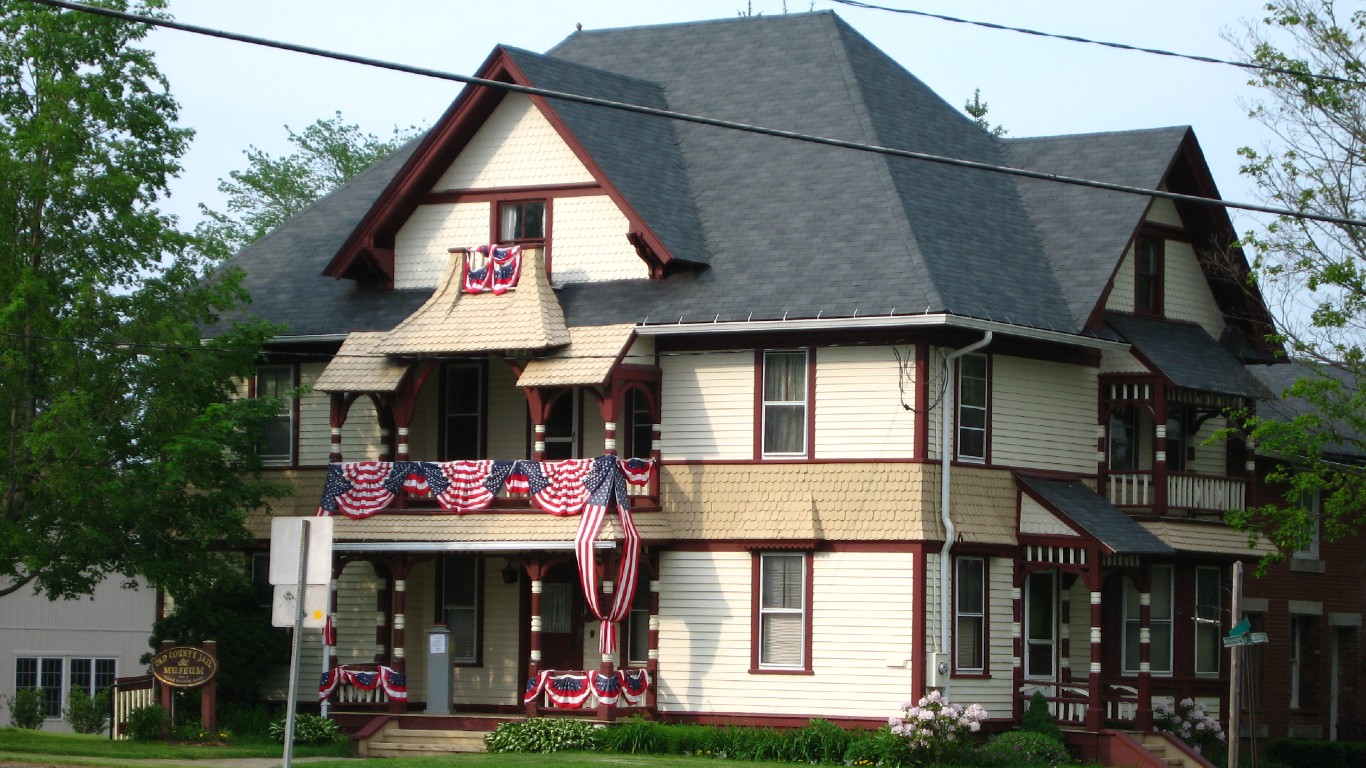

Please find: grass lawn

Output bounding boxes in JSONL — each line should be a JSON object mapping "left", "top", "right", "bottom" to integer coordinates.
{"left": 0, "top": 727, "right": 349, "bottom": 763}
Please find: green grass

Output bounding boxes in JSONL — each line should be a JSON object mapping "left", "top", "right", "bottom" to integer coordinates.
{"left": 0, "top": 727, "right": 350, "bottom": 762}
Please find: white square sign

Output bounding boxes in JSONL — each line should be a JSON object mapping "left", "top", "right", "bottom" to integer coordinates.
{"left": 269, "top": 517, "right": 333, "bottom": 585}
{"left": 272, "top": 583, "right": 328, "bottom": 629}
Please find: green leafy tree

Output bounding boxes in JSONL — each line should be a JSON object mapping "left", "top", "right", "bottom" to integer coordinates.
{"left": 964, "top": 88, "right": 1007, "bottom": 137}
{"left": 0, "top": 0, "right": 282, "bottom": 601}
{"left": 1228, "top": 0, "right": 1366, "bottom": 552}
{"left": 197, "top": 112, "right": 422, "bottom": 255}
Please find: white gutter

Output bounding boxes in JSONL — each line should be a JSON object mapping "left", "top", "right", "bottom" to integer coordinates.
{"left": 634, "top": 313, "right": 1120, "bottom": 351}
{"left": 333, "top": 540, "right": 614, "bottom": 553}
{"left": 937, "top": 331, "right": 993, "bottom": 696}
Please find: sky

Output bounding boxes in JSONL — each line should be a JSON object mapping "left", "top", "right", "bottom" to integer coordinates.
{"left": 146, "top": 0, "right": 1282, "bottom": 235}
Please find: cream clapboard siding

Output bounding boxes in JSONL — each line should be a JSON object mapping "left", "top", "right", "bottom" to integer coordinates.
{"left": 408, "top": 377, "right": 440, "bottom": 459}
{"left": 925, "top": 348, "right": 945, "bottom": 459}
{"left": 659, "top": 351, "right": 753, "bottom": 460}
{"left": 814, "top": 345, "right": 916, "bottom": 459}
{"left": 623, "top": 336, "right": 655, "bottom": 366}
{"left": 394, "top": 202, "right": 490, "bottom": 290}
{"left": 1146, "top": 197, "right": 1183, "bottom": 228}
{"left": 581, "top": 391, "right": 608, "bottom": 457}
{"left": 1187, "top": 418, "right": 1226, "bottom": 476}
{"left": 947, "top": 557, "right": 1016, "bottom": 714}
{"left": 1066, "top": 579, "right": 1090, "bottom": 682}
{"left": 435, "top": 94, "right": 593, "bottom": 190}
{"left": 991, "top": 357, "right": 1097, "bottom": 473}
{"left": 266, "top": 561, "right": 381, "bottom": 700}
{"left": 299, "top": 362, "right": 382, "bottom": 465}
{"left": 488, "top": 362, "right": 529, "bottom": 459}
{"left": 656, "top": 550, "right": 916, "bottom": 718}
{"left": 1163, "top": 239, "right": 1225, "bottom": 336}
{"left": 551, "top": 196, "right": 647, "bottom": 284}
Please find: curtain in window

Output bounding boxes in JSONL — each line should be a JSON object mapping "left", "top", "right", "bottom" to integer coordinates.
{"left": 760, "top": 554, "right": 804, "bottom": 666}
{"left": 763, "top": 352, "right": 806, "bottom": 454}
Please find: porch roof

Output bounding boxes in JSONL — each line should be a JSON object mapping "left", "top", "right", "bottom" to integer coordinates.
{"left": 1017, "top": 475, "right": 1173, "bottom": 555}
{"left": 314, "top": 332, "right": 408, "bottom": 393}
{"left": 1140, "top": 520, "right": 1274, "bottom": 558}
{"left": 517, "top": 324, "right": 637, "bottom": 387}
{"left": 376, "top": 248, "right": 571, "bottom": 356}
{"left": 1105, "top": 314, "right": 1266, "bottom": 398}
{"left": 330, "top": 510, "right": 672, "bottom": 544}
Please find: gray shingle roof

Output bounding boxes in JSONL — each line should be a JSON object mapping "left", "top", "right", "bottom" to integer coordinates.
{"left": 1247, "top": 361, "right": 1364, "bottom": 458}
{"left": 220, "top": 11, "right": 1203, "bottom": 341}
{"left": 1018, "top": 475, "right": 1174, "bottom": 555}
{"left": 1106, "top": 313, "right": 1267, "bottom": 398}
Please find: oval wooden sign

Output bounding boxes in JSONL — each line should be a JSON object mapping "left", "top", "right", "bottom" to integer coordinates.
{"left": 150, "top": 646, "right": 218, "bottom": 688}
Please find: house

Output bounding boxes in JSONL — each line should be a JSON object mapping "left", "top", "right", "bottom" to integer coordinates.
{"left": 1, "top": 578, "right": 157, "bottom": 732}
{"left": 216, "top": 9, "right": 1343, "bottom": 758}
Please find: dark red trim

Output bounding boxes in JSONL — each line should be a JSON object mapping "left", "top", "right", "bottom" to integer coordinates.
{"left": 749, "top": 551, "right": 814, "bottom": 674}
{"left": 951, "top": 554, "right": 989, "bottom": 676}
{"left": 420, "top": 182, "right": 601, "bottom": 204}
{"left": 953, "top": 352, "right": 991, "bottom": 465}
{"left": 911, "top": 541, "right": 927, "bottom": 701}
{"left": 915, "top": 343, "right": 929, "bottom": 460}
{"left": 668, "top": 540, "right": 924, "bottom": 553}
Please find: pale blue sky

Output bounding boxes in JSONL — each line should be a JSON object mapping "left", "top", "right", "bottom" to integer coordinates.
{"left": 150, "top": 1, "right": 1276, "bottom": 233}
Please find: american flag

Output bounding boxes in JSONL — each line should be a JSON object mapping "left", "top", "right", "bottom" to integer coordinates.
{"left": 575, "top": 455, "right": 642, "bottom": 655}
{"left": 317, "top": 462, "right": 397, "bottom": 518}
{"left": 433, "top": 460, "right": 496, "bottom": 513}
{"left": 532, "top": 459, "right": 593, "bottom": 516}
{"left": 489, "top": 245, "right": 522, "bottom": 294}
{"left": 618, "top": 457, "right": 654, "bottom": 485}
{"left": 461, "top": 244, "right": 492, "bottom": 293}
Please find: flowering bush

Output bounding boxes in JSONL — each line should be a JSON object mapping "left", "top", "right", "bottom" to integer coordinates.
{"left": 1154, "top": 698, "right": 1225, "bottom": 755}
{"left": 484, "top": 717, "right": 602, "bottom": 753}
{"left": 888, "top": 690, "right": 988, "bottom": 765}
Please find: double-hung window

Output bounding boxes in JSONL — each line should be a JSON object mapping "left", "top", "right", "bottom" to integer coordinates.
{"left": 440, "top": 557, "right": 482, "bottom": 665}
{"left": 1293, "top": 491, "right": 1321, "bottom": 561}
{"left": 14, "top": 657, "right": 63, "bottom": 719}
{"left": 255, "top": 365, "right": 295, "bottom": 465}
{"left": 754, "top": 552, "right": 809, "bottom": 670}
{"left": 499, "top": 200, "right": 546, "bottom": 245}
{"left": 957, "top": 353, "right": 988, "bottom": 462}
{"left": 955, "top": 557, "right": 986, "bottom": 673}
{"left": 69, "top": 658, "right": 116, "bottom": 698}
{"left": 1193, "top": 567, "right": 1221, "bottom": 675}
{"left": 1134, "top": 236, "right": 1163, "bottom": 315}
{"left": 1123, "top": 565, "right": 1173, "bottom": 675}
{"left": 761, "top": 350, "right": 809, "bottom": 457}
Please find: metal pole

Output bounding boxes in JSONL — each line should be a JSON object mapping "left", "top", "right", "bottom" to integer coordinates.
{"left": 282, "top": 520, "right": 310, "bottom": 768}
{"left": 1228, "top": 560, "right": 1243, "bottom": 768}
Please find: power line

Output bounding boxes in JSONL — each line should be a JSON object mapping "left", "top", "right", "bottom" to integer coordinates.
{"left": 24, "top": 0, "right": 1366, "bottom": 230}
{"left": 829, "top": 0, "right": 1366, "bottom": 89}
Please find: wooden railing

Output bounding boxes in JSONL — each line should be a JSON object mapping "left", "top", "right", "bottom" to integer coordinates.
{"left": 1019, "top": 681, "right": 1139, "bottom": 727}
{"left": 1106, "top": 472, "right": 1245, "bottom": 515}
{"left": 112, "top": 675, "right": 155, "bottom": 739}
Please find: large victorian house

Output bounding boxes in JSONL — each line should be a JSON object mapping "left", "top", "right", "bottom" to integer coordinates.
{"left": 216, "top": 11, "right": 1359, "bottom": 760}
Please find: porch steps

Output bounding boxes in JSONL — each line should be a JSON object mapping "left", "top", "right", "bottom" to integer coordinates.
{"left": 360, "top": 722, "right": 489, "bottom": 757}
{"left": 1137, "top": 732, "right": 1214, "bottom": 768}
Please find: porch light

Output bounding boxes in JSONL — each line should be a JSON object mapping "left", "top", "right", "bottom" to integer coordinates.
{"left": 502, "top": 562, "right": 520, "bottom": 585}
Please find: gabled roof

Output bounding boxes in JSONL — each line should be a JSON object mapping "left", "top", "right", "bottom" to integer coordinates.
{"left": 1247, "top": 361, "right": 1364, "bottom": 459}
{"left": 314, "top": 332, "right": 408, "bottom": 393}
{"left": 1107, "top": 313, "right": 1267, "bottom": 398}
{"left": 217, "top": 11, "right": 1260, "bottom": 344}
{"left": 1017, "top": 475, "right": 1173, "bottom": 555}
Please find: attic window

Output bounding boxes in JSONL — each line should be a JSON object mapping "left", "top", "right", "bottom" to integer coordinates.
{"left": 1134, "top": 236, "right": 1163, "bottom": 316}
{"left": 499, "top": 200, "right": 546, "bottom": 244}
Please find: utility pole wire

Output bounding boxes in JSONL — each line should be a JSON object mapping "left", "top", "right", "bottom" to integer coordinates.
{"left": 24, "top": 0, "right": 1366, "bottom": 229}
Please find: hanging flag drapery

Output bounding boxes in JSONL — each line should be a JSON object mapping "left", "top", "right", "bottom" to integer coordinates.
{"left": 618, "top": 457, "right": 655, "bottom": 485}
{"left": 433, "top": 460, "right": 498, "bottom": 513}
{"left": 522, "top": 668, "right": 650, "bottom": 708}
{"left": 461, "top": 244, "right": 522, "bottom": 294}
{"left": 619, "top": 668, "right": 650, "bottom": 705}
{"left": 575, "top": 455, "right": 642, "bottom": 656}
{"left": 530, "top": 458, "right": 595, "bottom": 516}
{"left": 318, "top": 665, "right": 407, "bottom": 702}
{"left": 317, "top": 461, "right": 399, "bottom": 518}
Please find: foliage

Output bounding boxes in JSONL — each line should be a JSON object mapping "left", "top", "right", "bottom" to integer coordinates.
{"left": 888, "top": 690, "right": 988, "bottom": 766}
{"left": 4, "top": 687, "right": 45, "bottom": 729}
{"left": 125, "top": 704, "right": 166, "bottom": 741}
{"left": 62, "top": 689, "right": 108, "bottom": 735}
{"left": 1019, "top": 690, "right": 1063, "bottom": 742}
{"left": 0, "top": 0, "right": 284, "bottom": 602}
{"left": 1153, "top": 698, "right": 1225, "bottom": 755}
{"left": 217, "top": 701, "right": 280, "bottom": 739}
{"left": 844, "top": 727, "right": 913, "bottom": 767}
{"left": 973, "top": 731, "right": 1070, "bottom": 766}
{"left": 485, "top": 717, "right": 602, "bottom": 753}
{"left": 788, "top": 718, "right": 851, "bottom": 764}
{"left": 0, "top": 721, "right": 351, "bottom": 760}
{"left": 268, "top": 712, "right": 346, "bottom": 745}
{"left": 144, "top": 570, "right": 289, "bottom": 705}
{"left": 196, "top": 111, "right": 422, "bottom": 255}
{"left": 1266, "top": 737, "right": 1366, "bottom": 768}
{"left": 963, "top": 89, "right": 1007, "bottom": 136}
{"left": 1226, "top": 0, "right": 1366, "bottom": 549}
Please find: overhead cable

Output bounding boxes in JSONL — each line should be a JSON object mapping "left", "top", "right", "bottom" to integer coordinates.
{"left": 23, "top": 0, "right": 1366, "bottom": 229}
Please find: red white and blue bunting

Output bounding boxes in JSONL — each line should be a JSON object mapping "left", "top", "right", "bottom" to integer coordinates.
{"left": 461, "top": 244, "right": 522, "bottom": 295}
{"left": 318, "top": 665, "right": 407, "bottom": 702}
{"left": 522, "top": 668, "right": 651, "bottom": 708}
{"left": 576, "top": 455, "right": 641, "bottom": 656}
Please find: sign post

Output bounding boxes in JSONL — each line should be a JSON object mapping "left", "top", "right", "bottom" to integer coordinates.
{"left": 270, "top": 517, "right": 332, "bottom": 768}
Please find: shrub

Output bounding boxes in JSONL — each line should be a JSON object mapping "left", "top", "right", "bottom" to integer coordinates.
{"left": 790, "top": 718, "right": 852, "bottom": 764}
{"left": 484, "top": 717, "right": 602, "bottom": 753}
{"left": 64, "top": 689, "right": 109, "bottom": 734}
{"left": 1154, "top": 698, "right": 1224, "bottom": 755}
{"left": 600, "top": 715, "right": 667, "bottom": 754}
{"left": 975, "top": 731, "right": 1070, "bottom": 766}
{"left": 845, "top": 727, "right": 911, "bottom": 767}
{"left": 888, "top": 690, "right": 988, "bottom": 766}
{"left": 1021, "top": 690, "right": 1064, "bottom": 742}
{"left": 126, "top": 704, "right": 166, "bottom": 741}
{"left": 268, "top": 712, "right": 345, "bottom": 745}
{"left": 1265, "top": 738, "right": 1366, "bottom": 768}
{"left": 218, "top": 701, "right": 279, "bottom": 739}
{"left": 4, "top": 688, "right": 45, "bottom": 730}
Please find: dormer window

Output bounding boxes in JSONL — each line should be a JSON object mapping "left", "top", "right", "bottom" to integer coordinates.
{"left": 1135, "top": 235, "right": 1163, "bottom": 315}
{"left": 499, "top": 200, "right": 546, "bottom": 245}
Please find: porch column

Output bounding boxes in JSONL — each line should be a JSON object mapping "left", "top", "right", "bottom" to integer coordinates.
{"left": 1136, "top": 565, "right": 1154, "bottom": 730}
{"left": 1085, "top": 564, "right": 1104, "bottom": 731}
{"left": 603, "top": 420, "right": 617, "bottom": 455}
{"left": 596, "top": 552, "right": 618, "bottom": 722}
{"left": 525, "top": 564, "right": 544, "bottom": 717}
{"left": 1059, "top": 588, "right": 1072, "bottom": 684}
{"left": 1011, "top": 577, "right": 1024, "bottom": 721}
{"left": 1153, "top": 386, "right": 1169, "bottom": 514}
{"left": 533, "top": 423, "right": 546, "bottom": 461}
{"left": 396, "top": 427, "right": 410, "bottom": 461}
{"left": 388, "top": 560, "right": 411, "bottom": 714}
{"left": 650, "top": 421, "right": 662, "bottom": 498}
{"left": 646, "top": 574, "right": 661, "bottom": 710}
{"left": 328, "top": 393, "right": 347, "bottom": 463}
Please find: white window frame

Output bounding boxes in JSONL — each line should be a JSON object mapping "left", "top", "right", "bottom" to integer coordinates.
{"left": 254, "top": 364, "right": 295, "bottom": 466}
{"left": 1293, "top": 491, "right": 1321, "bottom": 561}
{"left": 956, "top": 353, "right": 988, "bottom": 463}
{"left": 954, "top": 556, "right": 986, "bottom": 673}
{"left": 626, "top": 571, "right": 652, "bottom": 667}
{"left": 1193, "top": 566, "right": 1221, "bottom": 676}
{"left": 761, "top": 350, "right": 809, "bottom": 458}
{"left": 757, "top": 552, "right": 807, "bottom": 669}
{"left": 1123, "top": 565, "right": 1173, "bottom": 676}
{"left": 14, "top": 656, "right": 114, "bottom": 720}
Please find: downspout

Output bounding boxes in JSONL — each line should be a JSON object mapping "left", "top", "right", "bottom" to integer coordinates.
{"left": 937, "top": 331, "right": 992, "bottom": 697}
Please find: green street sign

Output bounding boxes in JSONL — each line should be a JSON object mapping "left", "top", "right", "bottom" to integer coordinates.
{"left": 1229, "top": 617, "right": 1251, "bottom": 638}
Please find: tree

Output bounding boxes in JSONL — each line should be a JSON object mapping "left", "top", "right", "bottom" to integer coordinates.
{"left": 1228, "top": 0, "right": 1366, "bottom": 552}
{"left": 196, "top": 112, "right": 422, "bottom": 255}
{"left": 964, "top": 88, "right": 1007, "bottom": 137}
{"left": 0, "top": 0, "right": 282, "bottom": 600}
